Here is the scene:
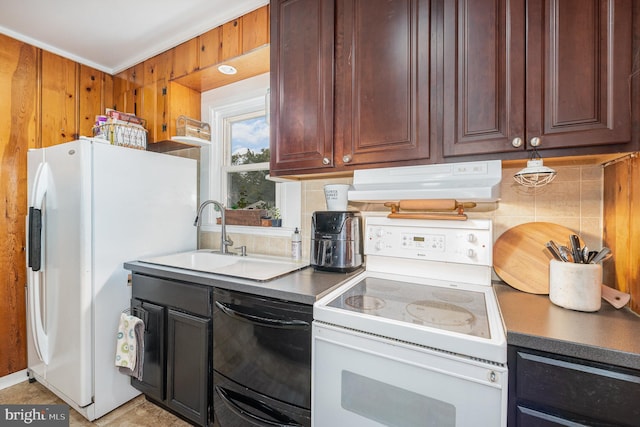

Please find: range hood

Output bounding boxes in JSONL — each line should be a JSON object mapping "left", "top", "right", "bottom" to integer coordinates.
{"left": 349, "top": 160, "right": 502, "bottom": 203}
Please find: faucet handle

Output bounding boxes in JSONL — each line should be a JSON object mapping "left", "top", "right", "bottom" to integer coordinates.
{"left": 237, "top": 246, "right": 247, "bottom": 256}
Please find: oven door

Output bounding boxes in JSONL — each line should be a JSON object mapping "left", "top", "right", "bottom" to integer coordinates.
{"left": 312, "top": 322, "right": 507, "bottom": 427}
{"left": 214, "top": 371, "right": 311, "bottom": 427}
{"left": 213, "top": 288, "right": 313, "bottom": 410}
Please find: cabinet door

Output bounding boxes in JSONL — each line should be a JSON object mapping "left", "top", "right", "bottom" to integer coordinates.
{"left": 335, "top": 0, "right": 432, "bottom": 167}
{"left": 442, "top": 0, "right": 526, "bottom": 157}
{"left": 130, "top": 300, "right": 165, "bottom": 403}
{"left": 166, "top": 309, "right": 210, "bottom": 427}
{"left": 198, "top": 27, "right": 222, "bottom": 70}
{"left": 508, "top": 346, "right": 640, "bottom": 426}
{"left": 242, "top": 5, "right": 270, "bottom": 53}
{"left": 171, "top": 39, "right": 199, "bottom": 80}
{"left": 444, "top": 0, "right": 632, "bottom": 157}
{"left": 526, "top": 0, "right": 632, "bottom": 151}
{"left": 270, "top": 0, "right": 335, "bottom": 173}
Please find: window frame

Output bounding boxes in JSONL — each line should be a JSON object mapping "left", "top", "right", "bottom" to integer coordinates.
{"left": 223, "top": 110, "right": 272, "bottom": 209}
{"left": 199, "top": 74, "right": 301, "bottom": 237}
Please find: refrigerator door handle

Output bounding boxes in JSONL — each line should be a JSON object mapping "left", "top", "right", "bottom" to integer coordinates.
{"left": 27, "top": 269, "right": 49, "bottom": 364}
{"left": 27, "top": 162, "right": 48, "bottom": 272}
{"left": 26, "top": 161, "right": 50, "bottom": 365}
{"left": 28, "top": 207, "right": 42, "bottom": 271}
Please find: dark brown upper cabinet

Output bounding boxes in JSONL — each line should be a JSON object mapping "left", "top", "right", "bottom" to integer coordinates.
{"left": 270, "top": 0, "right": 432, "bottom": 176}
{"left": 442, "top": 0, "right": 633, "bottom": 157}
{"left": 270, "top": 0, "right": 336, "bottom": 174}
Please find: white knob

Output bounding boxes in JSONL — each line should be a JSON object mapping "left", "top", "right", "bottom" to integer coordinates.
{"left": 467, "top": 233, "right": 476, "bottom": 243}
{"left": 511, "top": 137, "right": 523, "bottom": 148}
{"left": 530, "top": 137, "right": 541, "bottom": 147}
{"left": 375, "top": 241, "right": 384, "bottom": 251}
{"left": 376, "top": 228, "right": 384, "bottom": 237}
{"left": 322, "top": 157, "right": 330, "bottom": 165}
{"left": 467, "top": 249, "right": 476, "bottom": 258}
{"left": 343, "top": 155, "right": 352, "bottom": 163}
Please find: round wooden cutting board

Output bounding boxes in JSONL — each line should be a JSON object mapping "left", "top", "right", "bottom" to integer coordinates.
{"left": 493, "top": 222, "right": 580, "bottom": 295}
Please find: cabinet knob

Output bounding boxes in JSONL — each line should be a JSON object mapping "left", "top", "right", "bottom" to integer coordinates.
{"left": 511, "top": 137, "right": 523, "bottom": 148}
{"left": 343, "top": 155, "right": 352, "bottom": 163}
{"left": 530, "top": 137, "right": 541, "bottom": 147}
{"left": 322, "top": 157, "right": 330, "bottom": 165}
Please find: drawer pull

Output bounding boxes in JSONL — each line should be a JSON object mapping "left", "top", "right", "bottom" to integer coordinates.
{"left": 215, "top": 301, "right": 310, "bottom": 330}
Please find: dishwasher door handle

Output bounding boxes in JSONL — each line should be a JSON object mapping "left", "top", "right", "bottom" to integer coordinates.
{"left": 214, "top": 301, "right": 310, "bottom": 330}
{"left": 215, "top": 386, "right": 303, "bottom": 427}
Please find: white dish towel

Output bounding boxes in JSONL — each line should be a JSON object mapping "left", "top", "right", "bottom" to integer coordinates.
{"left": 115, "top": 312, "right": 145, "bottom": 380}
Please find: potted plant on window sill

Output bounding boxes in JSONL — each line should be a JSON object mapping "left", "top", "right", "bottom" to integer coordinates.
{"left": 269, "top": 207, "right": 282, "bottom": 227}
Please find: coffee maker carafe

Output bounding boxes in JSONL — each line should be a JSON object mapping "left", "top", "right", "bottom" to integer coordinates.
{"left": 311, "top": 211, "right": 362, "bottom": 272}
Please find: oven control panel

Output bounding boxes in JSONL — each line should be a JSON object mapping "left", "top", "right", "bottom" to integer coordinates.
{"left": 364, "top": 217, "right": 493, "bottom": 266}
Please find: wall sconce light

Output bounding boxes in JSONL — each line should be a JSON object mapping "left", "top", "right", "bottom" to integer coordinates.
{"left": 513, "top": 138, "right": 557, "bottom": 188}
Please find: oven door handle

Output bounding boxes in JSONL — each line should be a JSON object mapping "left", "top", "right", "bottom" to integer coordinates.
{"left": 215, "top": 385, "right": 303, "bottom": 427}
{"left": 214, "top": 301, "right": 310, "bottom": 330}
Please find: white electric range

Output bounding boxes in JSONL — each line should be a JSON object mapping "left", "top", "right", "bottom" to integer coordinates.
{"left": 312, "top": 216, "right": 507, "bottom": 427}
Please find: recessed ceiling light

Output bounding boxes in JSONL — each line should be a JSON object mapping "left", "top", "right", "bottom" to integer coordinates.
{"left": 217, "top": 65, "right": 237, "bottom": 75}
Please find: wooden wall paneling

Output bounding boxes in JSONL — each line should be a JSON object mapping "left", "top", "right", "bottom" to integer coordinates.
{"left": 221, "top": 18, "right": 243, "bottom": 60}
{"left": 40, "top": 51, "right": 78, "bottom": 146}
{"left": 242, "top": 5, "right": 269, "bottom": 52}
{"left": 629, "top": 157, "right": 640, "bottom": 313}
{"left": 102, "top": 72, "right": 113, "bottom": 112}
{"left": 602, "top": 159, "right": 631, "bottom": 298}
{"left": 0, "top": 34, "right": 37, "bottom": 376}
{"left": 198, "top": 27, "right": 222, "bottom": 69}
{"left": 78, "top": 65, "right": 104, "bottom": 138}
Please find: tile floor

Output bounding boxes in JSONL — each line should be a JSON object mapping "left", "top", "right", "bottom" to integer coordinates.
{"left": 0, "top": 381, "right": 190, "bottom": 426}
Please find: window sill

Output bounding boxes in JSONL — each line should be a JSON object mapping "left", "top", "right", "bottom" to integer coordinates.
{"left": 199, "top": 224, "right": 294, "bottom": 238}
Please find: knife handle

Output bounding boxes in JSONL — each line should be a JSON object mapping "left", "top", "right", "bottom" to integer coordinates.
{"left": 570, "top": 234, "right": 582, "bottom": 263}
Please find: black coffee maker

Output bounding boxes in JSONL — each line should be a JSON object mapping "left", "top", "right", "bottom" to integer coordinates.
{"left": 310, "top": 211, "right": 363, "bottom": 272}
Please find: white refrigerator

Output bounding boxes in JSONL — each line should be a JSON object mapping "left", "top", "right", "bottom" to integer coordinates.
{"left": 26, "top": 139, "right": 197, "bottom": 421}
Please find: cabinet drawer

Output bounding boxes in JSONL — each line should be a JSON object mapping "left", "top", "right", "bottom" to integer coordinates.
{"left": 513, "top": 349, "right": 640, "bottom": 425}
{"left": 132, "top": 273, "right": 211, "bottom": 317}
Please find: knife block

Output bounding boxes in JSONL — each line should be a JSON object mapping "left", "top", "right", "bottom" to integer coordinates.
{"left": 549, "top": 260, "right": 602, "bottom": 312}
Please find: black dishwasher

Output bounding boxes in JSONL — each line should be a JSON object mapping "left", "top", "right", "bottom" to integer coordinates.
{"left": 213, "top": 288, "right": 312, "bottom": 427}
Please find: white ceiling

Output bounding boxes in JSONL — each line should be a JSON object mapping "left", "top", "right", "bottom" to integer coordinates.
{"left": 0, "top": 0, "right": 268, "bottom": 74}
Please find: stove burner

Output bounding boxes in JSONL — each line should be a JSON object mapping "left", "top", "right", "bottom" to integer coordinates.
{"left": 406, "top": 300, "right": 476, "bottom": 333}
{"left": 345, "top": 295, "right": 386, "bottom": 311}
{"left": 432, "top": 289, "right": 474, "bottom": 304}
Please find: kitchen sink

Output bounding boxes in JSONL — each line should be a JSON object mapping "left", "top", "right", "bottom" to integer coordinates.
{"left": 139, "top": 250, "right": 309, "bottom": 281}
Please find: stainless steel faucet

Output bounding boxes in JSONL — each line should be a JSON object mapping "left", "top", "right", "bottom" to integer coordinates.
{"left": 193, "top": 200, "right": 234, "bottom": 254}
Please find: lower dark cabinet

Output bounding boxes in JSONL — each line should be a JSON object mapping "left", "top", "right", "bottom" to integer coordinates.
{"left": 508, "top": 345, "right": 640, "bottom": 427}
{"left": 131, "top": 273, "right": 212, "bottom": 427}
{"left": 166, "top": 309, "right": 210, "bottom": 425}
{"left": 131, "top": 300, "right": 165, "bottom": 403}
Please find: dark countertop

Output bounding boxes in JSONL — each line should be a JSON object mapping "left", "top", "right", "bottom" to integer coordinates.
{"left": 494, "top": 282, "right": 640, "bottom": 370}
{"left": 124, "top": 260, "right": 363, "bottom": 305}
{"left": 125, "top": 261, "right": 640, "bottom": 370}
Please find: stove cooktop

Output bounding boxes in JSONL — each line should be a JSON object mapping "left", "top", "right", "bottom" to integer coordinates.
{"left": 327, "top": 276, "right": 490, "bottom": 339}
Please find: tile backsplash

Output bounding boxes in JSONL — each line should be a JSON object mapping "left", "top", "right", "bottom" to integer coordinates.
{"left": 203, "top": 163, "right": 603, "bottom": 259}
